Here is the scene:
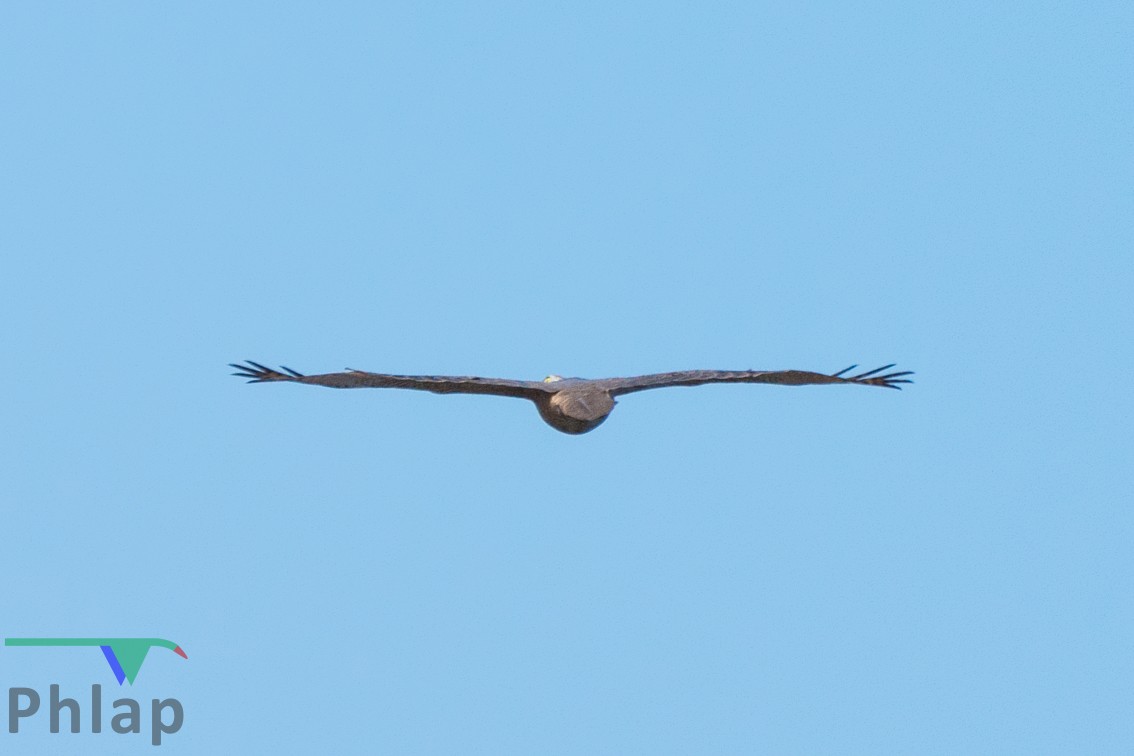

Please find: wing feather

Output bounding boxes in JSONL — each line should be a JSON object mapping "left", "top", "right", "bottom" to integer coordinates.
{"left": 601, "top": 365, "right": 913, "bottom": 395}
{"left": 230, "top": 361, "right": 550, "bottom": 400}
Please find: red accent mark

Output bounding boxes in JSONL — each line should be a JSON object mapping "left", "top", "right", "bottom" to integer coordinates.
{"left": 173, "top": 646, "right": 188, "bottom": 659}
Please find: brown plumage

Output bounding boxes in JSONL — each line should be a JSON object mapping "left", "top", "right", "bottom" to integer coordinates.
{"left": 230, "top": 361, "right": 913, "bottom": 435}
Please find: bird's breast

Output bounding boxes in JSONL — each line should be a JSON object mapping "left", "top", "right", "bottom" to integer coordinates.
{"left": 536, "top": 389, "right": 616, "bottom": 434}
{"left": 552, "top": 389, "right": 615, "bottom": 420}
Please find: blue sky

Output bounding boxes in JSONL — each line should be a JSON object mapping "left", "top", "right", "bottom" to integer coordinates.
{"left": 1, "top": 2, "right": 1131, "bottom": 753}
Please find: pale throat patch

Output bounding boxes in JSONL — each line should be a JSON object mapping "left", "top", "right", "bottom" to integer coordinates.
{"left": 543, "top": 375, "right": 563, "bottom": 383}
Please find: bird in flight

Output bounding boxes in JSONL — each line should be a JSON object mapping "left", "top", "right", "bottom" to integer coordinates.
{"left": 231, "top": 360, "right": 912, "bottom": 435}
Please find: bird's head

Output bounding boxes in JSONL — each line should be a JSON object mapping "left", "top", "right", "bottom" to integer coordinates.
{"left": 543, "top": 375, "right": 564, "bottom": 383}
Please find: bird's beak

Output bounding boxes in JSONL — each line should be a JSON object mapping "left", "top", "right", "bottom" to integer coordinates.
{"left": 173, "top": 646, "right": 188, "bottom": 659}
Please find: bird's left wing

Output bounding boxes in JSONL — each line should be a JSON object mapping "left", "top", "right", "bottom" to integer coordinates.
{"left": 601, "top": 365, "right": 913, "bottom": 396}
{"left": 230, "top": 361, "right": 552, "bottom": 400}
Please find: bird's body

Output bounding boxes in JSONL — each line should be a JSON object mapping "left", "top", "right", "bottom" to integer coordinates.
{"left": 535, "top": 379, "right": 618, "bottom": 434}
{"left": 231, "top": 361, "right": 912, "bottom": 435}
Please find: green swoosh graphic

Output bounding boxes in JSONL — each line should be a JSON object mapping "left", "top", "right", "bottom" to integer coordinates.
{"left": 5, "top": 638, "right": 187, "bottom": 685}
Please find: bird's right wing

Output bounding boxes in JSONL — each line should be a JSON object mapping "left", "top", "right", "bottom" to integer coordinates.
{"left": 230, "top": 361, "right": 552, "bottom": 400}
{"left": 603, "top": 365, "right": 913, "bottom": 396}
